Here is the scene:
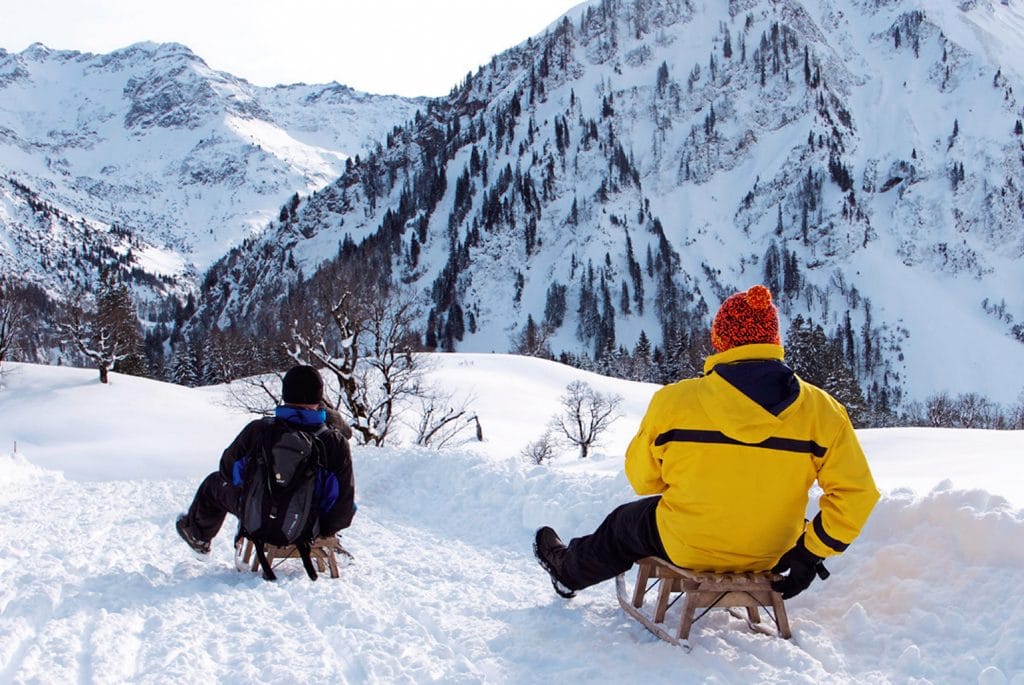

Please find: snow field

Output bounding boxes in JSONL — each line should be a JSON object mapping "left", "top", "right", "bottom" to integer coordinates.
{"left": 1, "top": 358, "right": 1023, "bottom": 683}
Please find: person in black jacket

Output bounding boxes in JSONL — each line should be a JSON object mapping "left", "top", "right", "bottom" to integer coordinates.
{"left": 175, "top": 365, "right": 356, "bottom": 555}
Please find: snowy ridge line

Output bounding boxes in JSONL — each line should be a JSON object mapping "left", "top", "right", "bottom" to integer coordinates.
{"left": 0, "top": 39, "right": 425, "bottom": 303}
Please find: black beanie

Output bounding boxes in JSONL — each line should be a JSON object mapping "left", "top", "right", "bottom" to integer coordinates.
{"left": 281, "top": 365, "right": 324, "bottom": 405}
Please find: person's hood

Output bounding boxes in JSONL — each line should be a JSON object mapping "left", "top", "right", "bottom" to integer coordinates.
{"left": 697, "top": 344, "right": 802, "bottom": 444}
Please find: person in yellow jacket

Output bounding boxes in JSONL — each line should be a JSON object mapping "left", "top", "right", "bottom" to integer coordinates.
{"left": 534, "top": 285, "right": 879, "bottom": 600}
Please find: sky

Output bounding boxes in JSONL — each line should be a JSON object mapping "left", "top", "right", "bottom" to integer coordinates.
{"left": 0, "top": 0, "right": 585, "bottom": 97}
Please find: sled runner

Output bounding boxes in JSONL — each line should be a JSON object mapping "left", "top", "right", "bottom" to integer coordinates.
{"left": 616, "top": 557, "right": 791, "bottom": 647}
{"left": 235, "top": 536, "right": 353, "bottom": 579}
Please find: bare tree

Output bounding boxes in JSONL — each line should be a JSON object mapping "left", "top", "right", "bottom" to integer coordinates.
{"left": 410, "top": 389, "right": 480, "bottom": 449}
{"left": 0, "top": 282, "right": 27, "bottom": 380}
{"left": 510, "top": 314, "right": 554, "bottom": 359}
{"left": 522, "top": 430, "right": 557, "bottom": 465}
{"left": 289, "top": 282, "right": 426, "bottom": 446}
{"left": 225, "top": 371, "right": 284, "bottom": 417}
{"left": 551, "top": 380, "right": 623, "bottom": 458}
{"left": 61, "top": 306, "right": 126, "bottom": 384}
{"left": 1009, "top": 391, "right": 1024, "bottom": 430}
{"left": 924, "top": 392, "right": 956, "bottom": 427}
{"left": 59, "top": 270, "right": 143, "bottom": 384}
{"left": 953, "top": 392, "right": 1001, "bottom": 428}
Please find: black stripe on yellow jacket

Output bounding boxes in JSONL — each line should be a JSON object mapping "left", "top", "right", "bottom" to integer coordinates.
{"left": 654, "top": 429, "right": 827, "bottom": 458}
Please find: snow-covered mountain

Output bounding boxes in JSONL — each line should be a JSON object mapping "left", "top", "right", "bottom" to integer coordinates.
{"left": 194, "top": 0, "right": 1024, "bottom": 413}
{"left": 0, "top": 41, "right": 425, "bottom": 303}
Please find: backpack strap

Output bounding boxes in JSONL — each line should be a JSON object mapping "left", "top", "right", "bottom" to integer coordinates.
{"left": 254, "top": 540, "right": 277, "bottom": 581}
{"left": 258, "top": 415, "right": 280, "bottom": 467}
{"left": 251, "top": 420, "right": 330, "bottom": 583}
{"left": 296, "top": 540, "right": 319, "bottom": 581}
{"left": 309, "top": 424, "right": 330, "bottom": 468}
{"left": 253, "top": 539, "right": 319, "bottom": 581}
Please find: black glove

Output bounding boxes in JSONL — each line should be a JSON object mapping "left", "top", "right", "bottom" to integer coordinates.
{"left": 770, "top": 535, "right": 829, "bottom": 599}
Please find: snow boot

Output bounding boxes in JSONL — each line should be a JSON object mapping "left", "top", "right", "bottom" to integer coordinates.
{"left": 176, "top": 514, "right": 211, "bottom": 556}
{"left": 533, "top": 526, "right": 577, "bottom": 599}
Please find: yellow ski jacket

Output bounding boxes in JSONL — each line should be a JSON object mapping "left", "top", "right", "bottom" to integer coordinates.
{"left": 625, "top": 344, "right": 879, "bottom": 572}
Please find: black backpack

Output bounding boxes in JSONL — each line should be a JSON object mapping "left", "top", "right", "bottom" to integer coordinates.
{"left": 240, "top": 418, "right": 329, "bottom": 581}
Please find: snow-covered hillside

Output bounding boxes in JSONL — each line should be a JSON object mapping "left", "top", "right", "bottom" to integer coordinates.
{"left": 0, "top": 41, "right": 424, "bottom": 299}
{"left": 197, "top": 0, "right": 1024, "bottom": 410}
{"left": 1, "top": 358, "right": 1022, "bottom": 683}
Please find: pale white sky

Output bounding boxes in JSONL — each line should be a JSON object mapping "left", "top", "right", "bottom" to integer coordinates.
{"left": 0, "top": 0, "right": 585, "bottom": 97}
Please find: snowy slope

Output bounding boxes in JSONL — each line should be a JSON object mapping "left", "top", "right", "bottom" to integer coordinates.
{"left": 0, "top": 42, "right": 424, "bottom": 298}
{"left": 1, "top": 358, "right": 1023, "bottom": 683}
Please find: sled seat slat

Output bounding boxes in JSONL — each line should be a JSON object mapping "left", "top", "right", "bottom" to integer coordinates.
{"left": 236, "top": 537, "right": 344, "bottom": 578}
{"left": 631, "top": 557, "right": 792, "bottom": 640}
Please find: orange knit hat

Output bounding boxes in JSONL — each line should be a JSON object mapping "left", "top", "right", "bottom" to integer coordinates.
{"left": 710, "top": 285, "right": 781, "bottom": 352}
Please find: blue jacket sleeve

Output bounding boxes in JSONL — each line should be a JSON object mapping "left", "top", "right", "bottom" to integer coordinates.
{"left": 319, "top": 432, "right": 356, "bottom": 534}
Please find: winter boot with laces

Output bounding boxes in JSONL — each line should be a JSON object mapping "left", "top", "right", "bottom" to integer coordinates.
{"left": 176, "top": 514, "right": 211, "bottom": 556}
{"left": 533, "top": 526, "right": 577, "bottom": 598}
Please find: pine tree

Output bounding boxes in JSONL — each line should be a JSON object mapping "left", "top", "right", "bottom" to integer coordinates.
{"left": 785, "top": 316, "right": 867, "bottom": 424}
{"left": 656, "top": 61, "right": 670, "bottom": 95}
{"left": 763, "top": 242, "right": 782, "bottom": 296}
{"left": 543, "top": 282, "right": 567, "bottom": 329}
{"left": 576, "top": 272, "right": 600, "bottom": 344}
{"left": 171, "top": 340, "right": 200, "bottom": 388}
{"left": 444, "top": 302, "right": 465, "bottom": 351}
{"left": 597, "top": 275, "right": 616, "bottom": 360}
{"left": 782, "top": 250, "right": 801, "bottom": 298}
{"left": 99, "top": 271, "right": 145, "bottom": 376}
{"left": 61, "top": 268, "right": 144, "bottom": 383}
{"left": 633, "top": 330, "right": 654, "bottom": 382}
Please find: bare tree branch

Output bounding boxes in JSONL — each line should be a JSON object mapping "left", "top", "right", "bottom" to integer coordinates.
{"left": 289, "top": 282, "right": 431, "bottom": 446}
{"left": 410, "top": 389, "right": 480, "bottom": 449}
{"left": 225, "top": 372, "right": 282, "bottom": 416}
{"left": 521, "top": 430, "right": 557, "bottom": 465}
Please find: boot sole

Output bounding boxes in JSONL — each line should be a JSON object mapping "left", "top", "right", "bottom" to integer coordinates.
{"left": 533, "top": 537, "right": 577, "bottom": 599}
{"left": 176, "top": 516, "right": 211, "bottom": 557}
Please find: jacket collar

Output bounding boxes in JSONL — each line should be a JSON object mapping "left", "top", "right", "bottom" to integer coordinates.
{"left": 697, "top": 344, "right": 800, "bottom": 444}
{"left": 703, "top": 343, "right": 786, "bottom": 375}
{"left": 275, "top": 405, "right": 327, "bottom": 427}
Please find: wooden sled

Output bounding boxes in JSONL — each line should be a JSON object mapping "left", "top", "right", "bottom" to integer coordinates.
{"left": 235, "top": 536, "right": 353, "bottom": 579}
{"left": 616, "top": 557, "right": 791, "bottom": 647}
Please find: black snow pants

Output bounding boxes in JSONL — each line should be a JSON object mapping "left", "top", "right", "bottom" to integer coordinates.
{"left": 185, "top": 472, "right": 241, "bottom": 542}
{"left": 560, "top": 496, "right": 669, "bottom": 591}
